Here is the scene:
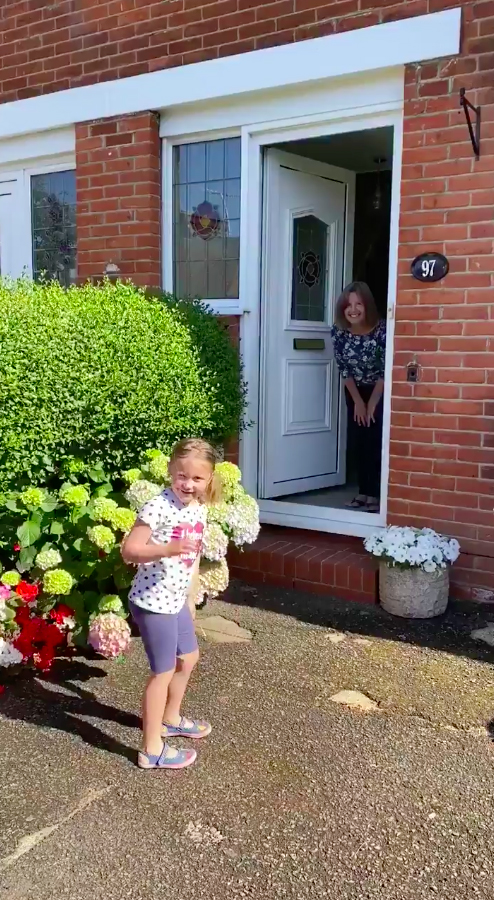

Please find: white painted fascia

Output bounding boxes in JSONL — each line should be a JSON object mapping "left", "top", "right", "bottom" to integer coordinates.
{"left": 159, "top": 68, "right": 404, "bottom": 137}
{"left": 0, "top": 8, "right": 461, "bottom": 141}
{"left": 0, "top": 127, "right": 75, "bottom": 170}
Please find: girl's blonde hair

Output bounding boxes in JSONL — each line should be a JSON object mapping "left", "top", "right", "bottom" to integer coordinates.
{"left": 169, "top": 438, "right": 222, "bottom": 505}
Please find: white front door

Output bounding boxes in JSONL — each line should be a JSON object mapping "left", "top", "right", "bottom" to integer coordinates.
{"left": 259, "top": 149, "right": 354, "bottom": 500}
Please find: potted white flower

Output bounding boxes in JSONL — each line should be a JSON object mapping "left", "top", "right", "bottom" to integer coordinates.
{"left": 364, "top": 526, "right": 460, "bottom": 618}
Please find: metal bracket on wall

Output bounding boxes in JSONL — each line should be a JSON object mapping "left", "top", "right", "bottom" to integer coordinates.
{"left": 459, "top": 88, "right": 481, "bottom": 160}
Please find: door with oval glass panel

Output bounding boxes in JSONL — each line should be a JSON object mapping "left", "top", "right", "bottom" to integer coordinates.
{"left": 259, "top": 149, "right": 355, "bottom": 499}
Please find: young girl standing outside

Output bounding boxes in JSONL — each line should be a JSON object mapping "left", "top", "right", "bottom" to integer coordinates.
{"left": 330, "top": 282, "right": 386, "bottom": 514}
{"left": 122, "top": 438, "right": 220, "bottom": 770}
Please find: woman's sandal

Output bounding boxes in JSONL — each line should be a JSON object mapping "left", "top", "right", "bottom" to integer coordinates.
{"left": 162, "top": 717, "right": 212, "bottom": 740}
{"left": 138, "top": 742, "right": 197, "bottom": 770}
{"left": 345, "top": 496, "right": 367, "bottom": 509}
{"left": 365, "top": 501, "right": 380, "bottom": 513}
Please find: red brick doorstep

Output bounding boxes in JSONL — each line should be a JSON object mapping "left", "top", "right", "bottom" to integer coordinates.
{"left": 228, "top": 526, "right": 378, "bottom": 604}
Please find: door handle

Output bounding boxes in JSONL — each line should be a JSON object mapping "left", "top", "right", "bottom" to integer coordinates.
{"left": 293, "top": 338, "right": 325, "bottom": 350}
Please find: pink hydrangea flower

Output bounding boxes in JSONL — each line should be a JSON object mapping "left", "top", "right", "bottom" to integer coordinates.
{"left": 0, "top": 585, "right": 11, "bottom": 600}
{"left": 88, "top": 612, "right": 131, "bottom": 659}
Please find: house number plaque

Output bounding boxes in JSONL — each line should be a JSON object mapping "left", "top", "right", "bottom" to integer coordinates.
{"left": 411, "top": 252, "right": 449, "bottom": 283}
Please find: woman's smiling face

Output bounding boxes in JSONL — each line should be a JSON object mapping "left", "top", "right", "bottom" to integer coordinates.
{"left": 344, "top": 292, "right": 366, "bottom": 328}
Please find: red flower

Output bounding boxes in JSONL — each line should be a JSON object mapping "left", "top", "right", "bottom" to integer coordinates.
{"left": 15, "top": 605, "right": 31, "bottom": 625}
{"left": 33, "top": 649, "right": 55, "bottom": 672}
{"left": 41, "top": 622, "right": 64, "bottom": 647}
{"left": 13, "top": 544, "right": 20, "bottom": 552}
{"left": 15, "top": 581, "right": 39, "bottom": 603}
{"left": 50, "top": 603, "right": 74, "bottom": 625}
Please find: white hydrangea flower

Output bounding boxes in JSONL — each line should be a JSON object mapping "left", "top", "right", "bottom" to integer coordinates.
{"left": 125, "top": 480, "right": 162, "bottom": 512}
{"left": 202, "top": 523, "right": 229, "bottom": 562}
{"left": 226, "top": 490, "right": 260, "bottom": 547}
{"left": 35, "top": 548, "right": 63, "bottom": 571}
{"left": 0, "top": 637, "right": 23, "bottom": 667}
{"left": 199, "top": 559, "right": 229, "bottom": 599}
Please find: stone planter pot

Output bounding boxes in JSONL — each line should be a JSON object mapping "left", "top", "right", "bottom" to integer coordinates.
{"left": 379, "top": 561, "right": 449, "bottom": 619}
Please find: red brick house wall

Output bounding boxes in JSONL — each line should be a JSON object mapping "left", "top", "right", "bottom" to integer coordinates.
{"left": 1, "top": 0, "right": 493, "bottom": 601}
{"left": 75, "top": 112, "right": 161, "bottom": 286}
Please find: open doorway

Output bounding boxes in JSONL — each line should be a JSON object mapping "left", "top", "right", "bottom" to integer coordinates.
{"left": 258, "top": 126, "right": 393, "bottom": 517}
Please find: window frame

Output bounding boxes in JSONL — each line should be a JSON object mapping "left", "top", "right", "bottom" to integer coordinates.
{"left": 162, "top": 130, "right": 245, "bottom": 315}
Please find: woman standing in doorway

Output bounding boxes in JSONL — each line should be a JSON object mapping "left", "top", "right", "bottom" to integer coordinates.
{"left": 330, "top": 282, "right": 386, "bottom": 513}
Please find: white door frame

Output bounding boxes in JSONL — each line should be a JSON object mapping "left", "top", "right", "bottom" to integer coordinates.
{"left": 239, "top": 106, "right": 403, "bottom": 539}
{"left": 162, "top": 91, "right": 404, "bottom": 539}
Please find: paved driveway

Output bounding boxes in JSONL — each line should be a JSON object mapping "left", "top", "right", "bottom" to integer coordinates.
{"left": 1, "top": 583, "right": 493, "bottom": 899}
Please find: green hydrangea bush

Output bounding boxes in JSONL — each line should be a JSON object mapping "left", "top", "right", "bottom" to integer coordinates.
{"left": 0, "top": 278, "right": 246, "bottom": 493}
{"left": 0, "top": 451, "right": 260, "bottom": 673}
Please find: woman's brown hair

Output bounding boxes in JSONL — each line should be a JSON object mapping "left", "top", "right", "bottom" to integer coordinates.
{"left": 169, "top": 438, "right": 222, "bottom": 505}
{"left": 334, "top": 281, "right": 380, "bottom": 331}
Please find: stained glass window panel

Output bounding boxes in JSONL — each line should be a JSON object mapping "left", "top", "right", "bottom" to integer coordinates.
{"left": 31, "top": 170, "right": 77, "bottom": 287}
{"left": 173, "top": 137, "right": 241, "bottom": 300}
{"left": 291, "top": 214, "right": 328, "bottom": 322}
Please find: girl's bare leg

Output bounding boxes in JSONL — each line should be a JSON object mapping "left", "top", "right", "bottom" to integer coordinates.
{"left": 142, "top": 669, "right": 175, "bottom": 756}
{"left": 163, "top": 649, "right": 200, "bottom": 726}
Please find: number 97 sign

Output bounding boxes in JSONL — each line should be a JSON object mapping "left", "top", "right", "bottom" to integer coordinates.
{"left": 411, "top": 252, "right": 449, "bottom": 283}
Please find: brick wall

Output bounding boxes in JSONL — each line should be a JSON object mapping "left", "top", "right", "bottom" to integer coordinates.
{"left": 75, "top": 111, "right": 161, "bottom": 286}
{"left": 390, "top": 2, "right": 494, "bottom": 601}
{"left": 0, "top": 2, "right": 474, "bottom": 104}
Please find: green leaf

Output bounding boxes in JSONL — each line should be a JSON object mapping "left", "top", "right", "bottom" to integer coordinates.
{"left": 72, "top": 538, "right": 83, "bottom": 552}
{"left": 40, "top": 541, "right": 54, "bottom": 553}
{"left": 41, "top": 497, "right": 58, "bottom": 512}
{"left": 71, "top": 627, "right": 88, "bottom": 648}
{"left": 88, "top": 464, "right": 107, "bottom": 483}
{"left": 5, "top": 499, "right": 19, "bottom": 512}
{"left": 17, "top": 520, "right": 41, "bottom": 547}
{"left": 93, "top": 483, "right": 113, "bottom": 498}
{"left": 50, "top": 521, "right": 65, "bottom": 536}
{"left": 70, "top": 506, "right": 87, "bottom": 524}
{"left": 18, "top": 546, "right": 37, "bottom": 572}
{"left": 114, "top": 563, "right": 134, "bottom": 590}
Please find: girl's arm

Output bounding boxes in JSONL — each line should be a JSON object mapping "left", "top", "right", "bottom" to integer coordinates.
{"left": 121, "top": 522, "right": 196, "bottom": 566}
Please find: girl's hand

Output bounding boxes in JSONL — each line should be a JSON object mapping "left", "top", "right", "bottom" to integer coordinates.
{"left": 354, "top": 397, "right": 368, "bottom": 426}
{"left": 165, "top": 538, "right": 198, "bottom": 558}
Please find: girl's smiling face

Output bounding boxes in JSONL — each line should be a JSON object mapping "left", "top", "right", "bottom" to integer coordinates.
{"left": 343, "top": 292, "right": 366, "bottom": 328}
{"left": 169, "top": 454, "right": 212, "bottom": 505}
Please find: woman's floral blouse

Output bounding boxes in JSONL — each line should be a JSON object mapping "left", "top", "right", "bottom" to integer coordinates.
{"left": 330, "top": 320, "right": 386, "bottom": 385}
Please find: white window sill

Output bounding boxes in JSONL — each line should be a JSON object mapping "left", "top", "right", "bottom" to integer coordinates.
{"left": 201, "top": 300, "right": 244, "bottom": 316}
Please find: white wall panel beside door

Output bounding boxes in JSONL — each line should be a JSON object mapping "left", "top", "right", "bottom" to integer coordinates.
{"left": 0, "top": 176, "right": 22, "bottom": 278}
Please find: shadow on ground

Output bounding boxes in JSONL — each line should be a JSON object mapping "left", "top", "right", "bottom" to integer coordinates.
{"left": 223, "top": 578, "right": 494, "bottom": 667}
{"left": 0, "top": 658, "right": 139, "bottom": 761}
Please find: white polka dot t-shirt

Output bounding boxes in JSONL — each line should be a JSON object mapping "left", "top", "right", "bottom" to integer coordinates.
{"left": 129, "top": 489, "right": 206, "bottom": 615}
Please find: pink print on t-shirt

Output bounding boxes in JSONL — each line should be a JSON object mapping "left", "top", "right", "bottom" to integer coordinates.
{"left": 171, "top": 521, "right": 204, "bottom": 566}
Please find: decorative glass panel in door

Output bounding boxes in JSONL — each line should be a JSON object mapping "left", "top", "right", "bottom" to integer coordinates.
{"left": 291, "top": 214, "right": 328, "bottom": 322}
{"left": 31, "top": 170, "right": 77, "bottom": 287}
{"left": 173, "top": 137, "right": 241, "bottom": 300}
